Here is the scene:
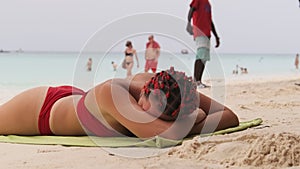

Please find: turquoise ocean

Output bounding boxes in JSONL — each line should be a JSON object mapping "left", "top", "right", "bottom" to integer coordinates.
{"left": 0, "top": 52, "right": 299, "bottom": 92}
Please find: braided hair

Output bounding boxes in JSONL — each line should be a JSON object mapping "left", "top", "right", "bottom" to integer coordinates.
{"left": 143, "top": 67, "right": 199, "bottom": 120}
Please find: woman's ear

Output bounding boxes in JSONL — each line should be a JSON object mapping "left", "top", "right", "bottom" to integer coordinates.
{"left": 149, "top": 89, "right": 167, "bottom": 113}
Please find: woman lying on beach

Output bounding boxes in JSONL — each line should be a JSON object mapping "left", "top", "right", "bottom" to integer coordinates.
{"left": 0, "top": 67, "right": 239, "bottom": 140}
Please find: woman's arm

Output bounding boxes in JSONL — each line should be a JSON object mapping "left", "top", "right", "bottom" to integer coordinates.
{"left": 97, "top": 82, "right": 194, "bottom": 140}
{"left": 134, "top": 49, "right": 139, "bottom": 68}
{"left": 189, "top": 92, "right": 239, "bottom": 135}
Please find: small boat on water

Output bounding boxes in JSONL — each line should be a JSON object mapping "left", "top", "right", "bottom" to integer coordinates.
{"left": 181, "top": 49, "right": 189, "bottom": 54}
{"left": 0, "top": 49, "right": 10, "bottom": 53}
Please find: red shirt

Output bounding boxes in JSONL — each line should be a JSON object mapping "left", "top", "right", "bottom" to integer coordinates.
{"left": 190, "top": 0, "right": 212, "bottom": 37}
{"left": 146, "top": 40, "right": 160, "bottom": 49}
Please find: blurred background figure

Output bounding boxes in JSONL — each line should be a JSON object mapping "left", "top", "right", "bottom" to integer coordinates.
{"left": 111, "top": 61, "right": 118, "bottom": 71}
{"left": 240, "top": 67, "right": 248, "bottom": 74}
{"left": 233, "top": 64, "right": 239, "bottom": 74}
{"left": 295, "top": 53, "right": 299, "bottom": 69}
{"left": 124, "top": 41, "right": 139, "bottom": 78}
{"left": 186, "top": 0, "right": 220, "bottom": 88}
{"left": 144, "top": 35, "right": 160, "bottom": 73}
{"left": 86, "top": 58, "right": 92, "bottom": 71}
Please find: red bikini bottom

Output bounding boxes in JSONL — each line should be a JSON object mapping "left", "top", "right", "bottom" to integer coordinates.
{"left": 38, "top": 86, "right": 84, "bottom": 135}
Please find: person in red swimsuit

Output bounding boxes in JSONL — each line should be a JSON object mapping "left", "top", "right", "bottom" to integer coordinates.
{"left": 0, "top": 67, "right": 238, "bottom": 139}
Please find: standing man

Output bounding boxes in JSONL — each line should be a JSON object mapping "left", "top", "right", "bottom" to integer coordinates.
{"left": 144, "top": 35, "right": 160, "bottom": 73}
{"left": 186, "top": 0, "right": 220, "bottom": 88}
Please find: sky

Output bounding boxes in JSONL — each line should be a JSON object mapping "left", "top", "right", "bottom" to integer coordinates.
{"left": 0, "top": 0, "right": 299, "bottom": 54}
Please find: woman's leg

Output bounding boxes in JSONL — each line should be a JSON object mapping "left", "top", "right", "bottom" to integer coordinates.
{"left": 126, "top": 62, "right": 134, "bottom": 77}
{"left": 0, "top": 86, "right": 48, "bottom": 135}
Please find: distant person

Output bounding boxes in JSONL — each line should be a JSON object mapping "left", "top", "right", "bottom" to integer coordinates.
{"left": 111, "top": 61, "right": 118, "bottom": 71}
{"left": 235, "top": 64, "right": 239, "bottom": 74}
{"left": 295, "top": 53, "right": 299, "bottom": 69}
{"left": 124, "top": 41, "right": 139, "bottom": 78}
{"left": 232, "top": 70, "right": 238, "bottom": 75}
{"left": 144, "top": 35, "right": 160, "bottom": 73}
{"left": 186, "top": 0, "right": 220, "bottom": 88}
{"left": 86, "top": 58, "right": 92, "bottom": 71}
{"left": 240, "top": 67, "right": 248, "bottom": 74}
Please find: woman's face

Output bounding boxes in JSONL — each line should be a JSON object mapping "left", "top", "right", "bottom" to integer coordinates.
{"left": 138, "top": 91, "right": 163, "bottom": 118}
{"left": 137, "top": 93, "right": 150, "bottom": 111}
{"left": 137, "top": 90, "right": 173, "bottom": 120}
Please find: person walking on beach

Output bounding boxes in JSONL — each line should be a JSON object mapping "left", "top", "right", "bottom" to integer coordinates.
{"left": 86, "top": 58, "right": 92, "bottom": 71}
{"left": 0, "top": 66, "right": 238, "bottom": 139}
{"left": 295, "top": 53, "right": 299, "bottom": 69}
{"left": 186, "top": 0, "right": 220, "bottom": 88}
{"left": 124, "top": 41, "right": 139, "bottom": 78}
{"left": 144, "top": 35, "right": 160, "bottom": 73}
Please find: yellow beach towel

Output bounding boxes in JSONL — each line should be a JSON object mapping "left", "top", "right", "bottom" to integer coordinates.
{"left": 0, "top": 118, "right": 263, "bottom": 148}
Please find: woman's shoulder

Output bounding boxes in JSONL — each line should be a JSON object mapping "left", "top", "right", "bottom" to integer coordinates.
{"left": 93, "top": 74, "right": 154, "bottom": 91}
{"left": 131, "top": 73, "right": 154, "bottom": 80}
{"left": 94, "top": 78, "right": 130, "bottom": 90}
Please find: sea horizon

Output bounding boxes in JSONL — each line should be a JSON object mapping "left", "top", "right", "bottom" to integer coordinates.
{"left": 1, "top": 49, "right": 298, "bottom": 56}
{"left": 0, "top": 51, "right": 298, "bottom": 92}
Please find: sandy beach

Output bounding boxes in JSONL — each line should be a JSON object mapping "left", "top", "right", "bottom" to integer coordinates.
{"left": 0, "top": 75, "right": 299, "bottom": 169}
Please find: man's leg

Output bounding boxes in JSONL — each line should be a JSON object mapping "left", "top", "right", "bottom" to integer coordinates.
{"left": 144, "top": 60, "right": 149, "bottom": 72}
{"left": 151, "top": 60, "right": 158, "bottom": 73}
{"left": 194, "top": 59, "right": 205, "bottom": 84}
{"left": 194, "top": 46, "right": 210, "bottom": 88}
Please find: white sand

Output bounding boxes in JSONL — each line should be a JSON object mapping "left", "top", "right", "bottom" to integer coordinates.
{"left": 0, "top": 74, "right": 300, "bottom": 169}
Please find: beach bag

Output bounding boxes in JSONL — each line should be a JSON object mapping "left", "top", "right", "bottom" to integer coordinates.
{"left": 122, "top": 59, "right": 126, "bottom": 69}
